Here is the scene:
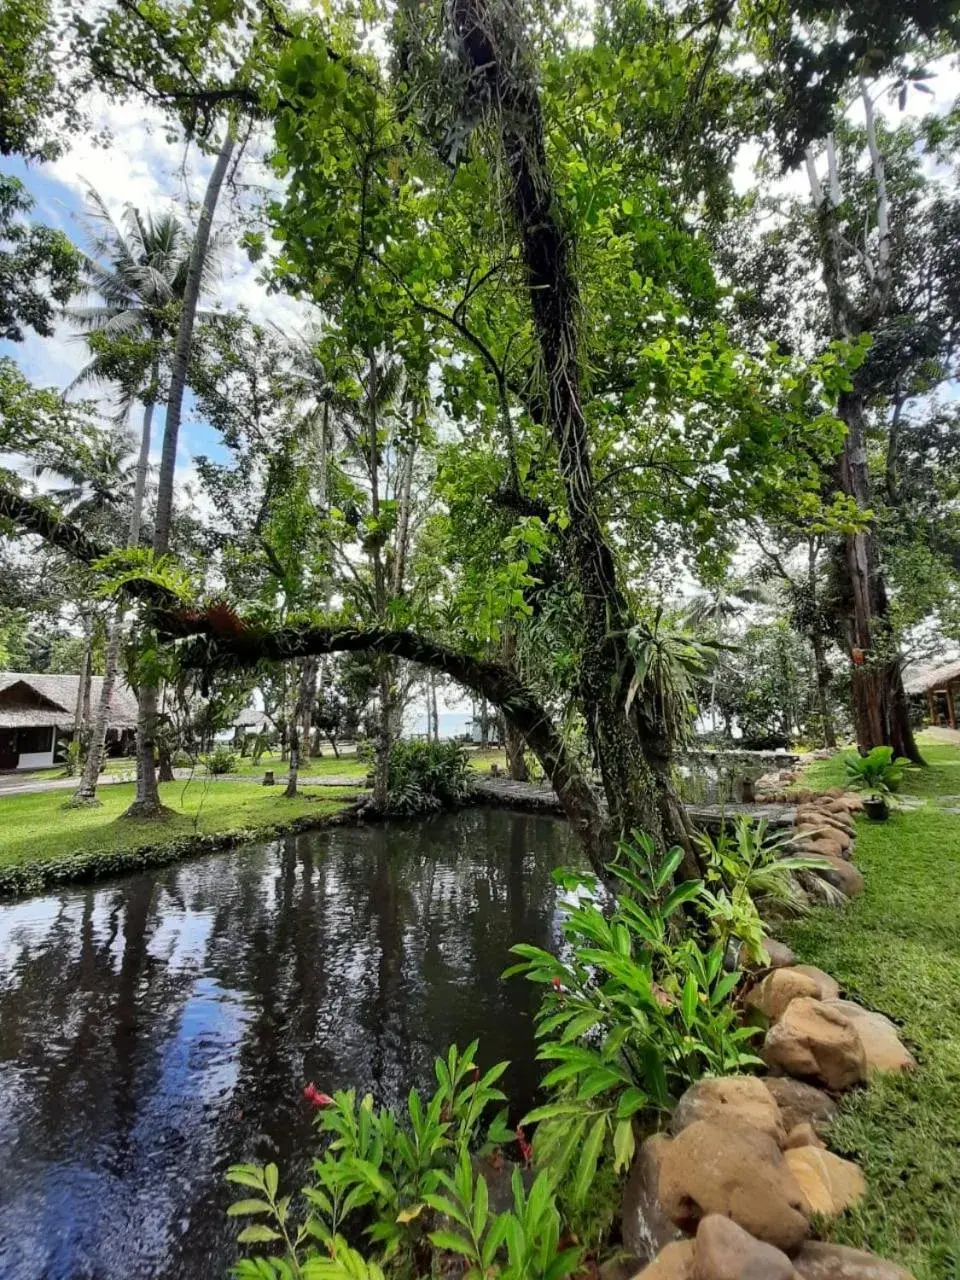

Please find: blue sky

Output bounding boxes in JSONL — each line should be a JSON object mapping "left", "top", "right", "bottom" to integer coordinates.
{"left": 1, "top": 97, "right": 307, "bottom": 481}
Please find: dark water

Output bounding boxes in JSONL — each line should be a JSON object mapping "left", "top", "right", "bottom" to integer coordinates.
{"left": 0, "top": 808, "right": 579, "bottom": 1280}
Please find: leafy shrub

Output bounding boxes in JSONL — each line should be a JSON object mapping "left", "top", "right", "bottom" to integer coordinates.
{"left": 227, "top": 1042, "right": 579, "bottom": 1280}
{"left": 204, "top": 745, "right": 239, "bottom": 775}
{"left": 61, "top": 738, "right": 82, "bottom": 777}
{"left": 248, "top": 732, "right": 273, "bottom": 765}
{"left": 695, "top": 817, "right": 829, "bottom": 956}
{"left": 505, "top": 832, "right": 761, "bottom": 1197}
{"left": 842, "top": 745, "right": 910, "bottom": 796}
{"left": 171, "top": 749, "right": 196, "bottom": 769}
{"left": 386, "top": 740, "right": 474, "bottom": 815}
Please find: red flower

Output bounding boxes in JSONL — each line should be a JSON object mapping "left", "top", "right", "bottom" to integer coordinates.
{"left": 551, "top": 975, "right": 562, "bottom": 992}
{"left": 851, "top": 647, "right": 865, "bottom": 666}
{"left": 303, "top": 1083, "right": 334, "bottom": 1109}
{"left": 515, "top": 1125, "right": 533, "bottom": 1168}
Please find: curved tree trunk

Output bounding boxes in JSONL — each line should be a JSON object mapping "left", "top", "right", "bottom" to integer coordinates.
{"left": 161, "top": 616, "right": 614, "bottom": 875}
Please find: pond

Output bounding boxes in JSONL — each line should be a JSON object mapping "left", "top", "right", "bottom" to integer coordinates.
{"left": 0, "top": 808, "right": 580, "bottom": 1280}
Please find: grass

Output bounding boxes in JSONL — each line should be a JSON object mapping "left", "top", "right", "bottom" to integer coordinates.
{"left": 784, "top": 736, "right": 960, "bottom": 1279}
{"left": 0, "top": 778, "right": 364, "bottom": 878}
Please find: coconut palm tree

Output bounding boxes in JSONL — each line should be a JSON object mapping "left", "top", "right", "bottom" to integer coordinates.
{"left": 65, "top": 188, "right": 224, "bottom": 810}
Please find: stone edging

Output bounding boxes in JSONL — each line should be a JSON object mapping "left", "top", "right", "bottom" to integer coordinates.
{"left": 622, "top": 785, "right": 918, "bottom": 1280}
{"left": 0, "top": 800, "right": 367, "bottom": 899}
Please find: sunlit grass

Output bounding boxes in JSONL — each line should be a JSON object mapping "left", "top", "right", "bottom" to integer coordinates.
{"left": 0, "top": 778, "right": 363, "bottom": 871}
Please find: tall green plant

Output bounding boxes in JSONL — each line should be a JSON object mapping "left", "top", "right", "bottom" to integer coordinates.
{"left": 505, "top": 832, "right": 761, "bottom": 1198}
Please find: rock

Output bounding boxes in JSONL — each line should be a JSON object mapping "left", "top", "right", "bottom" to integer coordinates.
{"left": 841, "top": 794, "right": 864, "bottom": 813}
{"left": 821, "top": 1001, "right": 916, "bottom": 1074}
{"left": 790, "top": 965, "right": 841, "bottom": 1001}
{"left": 600, "top": 1255, "right": 644, "bottom": 1280}
{"left": 635, "top": 1241, "right": 697, "bottom": 1280}
{"left": 693, "top": 1214, "right": 795, "bottom": 1280}
{"left": 657, "top": 1120, "right": 810, "bottom": 1252}
{"left": 813, "top": 856, "right": 865, "bottom": 898}
{"left": 623, "top": 1135, "right": 684, "bottom": 1263}
{"left": 784, "top": 1122, "right": 824, "bottom": 1150}
{"left": 761, "top": 1078, "right": 838, "bottom": 1135}
{"left": 737, "top": 937, "right": 796, "bottom": 969}
{"left": 763, "top": 998, "right": 867, "bottom": 1091}
{"left": 762, "top": 938, "right": 798, "bottom": 969}
{"left": 799, "top": 836, "right": 849, "bottom": 861}
{"left": 795, "top": 823, "right": 852, "bottom": 852}
{"left": 784, "top": 1146, "right": 866, "bottom": 1216}
{"left": 670, "top": 1076, "right": 786, "bottom": 1146}
{"left": 796, "top": 807, "right": 856, "bottom": 836}
{"left": 792, "top": 1242, "right": 915, "bottom": 1280}
{"left": 746, "top": 969, "right": 821, "bottom": 1023}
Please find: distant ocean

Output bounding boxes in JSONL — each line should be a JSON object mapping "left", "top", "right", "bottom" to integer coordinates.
{"left": 404, "top": 710, "right": 477, "bottom": 739}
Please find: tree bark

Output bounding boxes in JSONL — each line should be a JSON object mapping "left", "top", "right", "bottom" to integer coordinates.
{"left": 501, "top": 626, "right": 528, "bottom": 780}
{"left": 298, "top": 658, "right": 318, "bottom": 762}
{"left": 838, "top": 391, "right": 921, "bottom": 762}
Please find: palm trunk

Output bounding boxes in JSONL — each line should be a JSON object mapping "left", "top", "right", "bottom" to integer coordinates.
{"left": 153, "top": 131, "right": 235, "bottom": 556}
{"left": 125, "top": 133, "right": 235, "bottom": 820}
{"left": 284, "top": 725, "right": 300, "bottom": 797}
{"left": 298, "top": 658, "right": 317, "bottom": 763}
{"left": 67, "top": 605, "right": 123, "bottom": 806}
{"left": 501, "top": 626, "right": 529, "bottom": 779}
{"left": 73, "top": 615, "right": 93, "bottom": 743}
{"left": 429, "top": 670, "right": 441, "bottom": 744}
{"left": 810, "top": 629, "right": 837, "bottom": 751}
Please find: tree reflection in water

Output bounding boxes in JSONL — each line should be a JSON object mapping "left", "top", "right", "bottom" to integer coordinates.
{"left": 0, "top": 808, "right": 578, "bottom": 1280}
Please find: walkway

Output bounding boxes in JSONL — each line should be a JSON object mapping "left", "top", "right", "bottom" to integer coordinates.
{"left": 473, "top": 776, "right": 796, "bottom": 828}
{"left": 0, "top": 768, "right": 364, "bottom": 796}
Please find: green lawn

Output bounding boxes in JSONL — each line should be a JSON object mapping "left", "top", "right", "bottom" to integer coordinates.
{"left": 212, "top": 751, "right": 365, "bottom": 780}
{"left": 0, "top": 778, "right": 363, "bottom": 880}
{"left": 785, "top": 737, "right": 960, "bottom": 1279}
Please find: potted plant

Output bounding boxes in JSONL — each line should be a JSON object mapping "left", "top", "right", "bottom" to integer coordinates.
{"left": 842, "top": 746, "right": 911, "bottom": 821}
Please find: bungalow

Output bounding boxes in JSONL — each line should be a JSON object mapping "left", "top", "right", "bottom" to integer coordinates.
{"left": 0, "top": 672, "right": 139, "bottom": 771}
{"left": 903, "top": 657, "right": 960, "bottom": 729}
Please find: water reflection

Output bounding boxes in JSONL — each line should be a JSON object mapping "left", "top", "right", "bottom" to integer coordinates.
{"left": 0, "top": 808, "right": 579, "bottom": 1280}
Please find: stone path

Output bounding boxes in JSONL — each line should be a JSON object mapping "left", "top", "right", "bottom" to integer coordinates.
{"left": 473, "top": 776, "right": 796, "bottom": 828}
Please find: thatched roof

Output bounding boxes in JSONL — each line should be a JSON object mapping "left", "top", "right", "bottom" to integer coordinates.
{"left": 902, "top": 658, "right": 960, "bottom": 695}
{"left": 0, "top": 672, "right": 139, "bottom": 730}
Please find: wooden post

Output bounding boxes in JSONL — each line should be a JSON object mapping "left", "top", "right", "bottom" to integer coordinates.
{"left": 947, "top": 684, "right": 956, "bottom": 731}
{"left": 926, "top": 690, "right": 935, "bottom": 725}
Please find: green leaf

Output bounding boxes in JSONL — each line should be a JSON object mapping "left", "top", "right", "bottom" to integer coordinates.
{"left": 613, "top": 1117, "right": 636, "bottom": 1172}
{"left": 681, "top": 973, "right": 698, "bottom": 1029}
{"left": 428, "top": 1230, "right": 477, "bottom": 1259}
{"left": 227, "top": 1199, "right": 274, "bottom": 1216}
{"left": 237, "top": 1224, "right": 283, "bottom": 1244}
{"left": 573, "top": 1113, "right": 607, "bottom": 1206}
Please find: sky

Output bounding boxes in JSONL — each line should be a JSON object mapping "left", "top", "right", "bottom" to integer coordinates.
{"left": 0, "top": 90, "right": 308, "bottom": 492}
